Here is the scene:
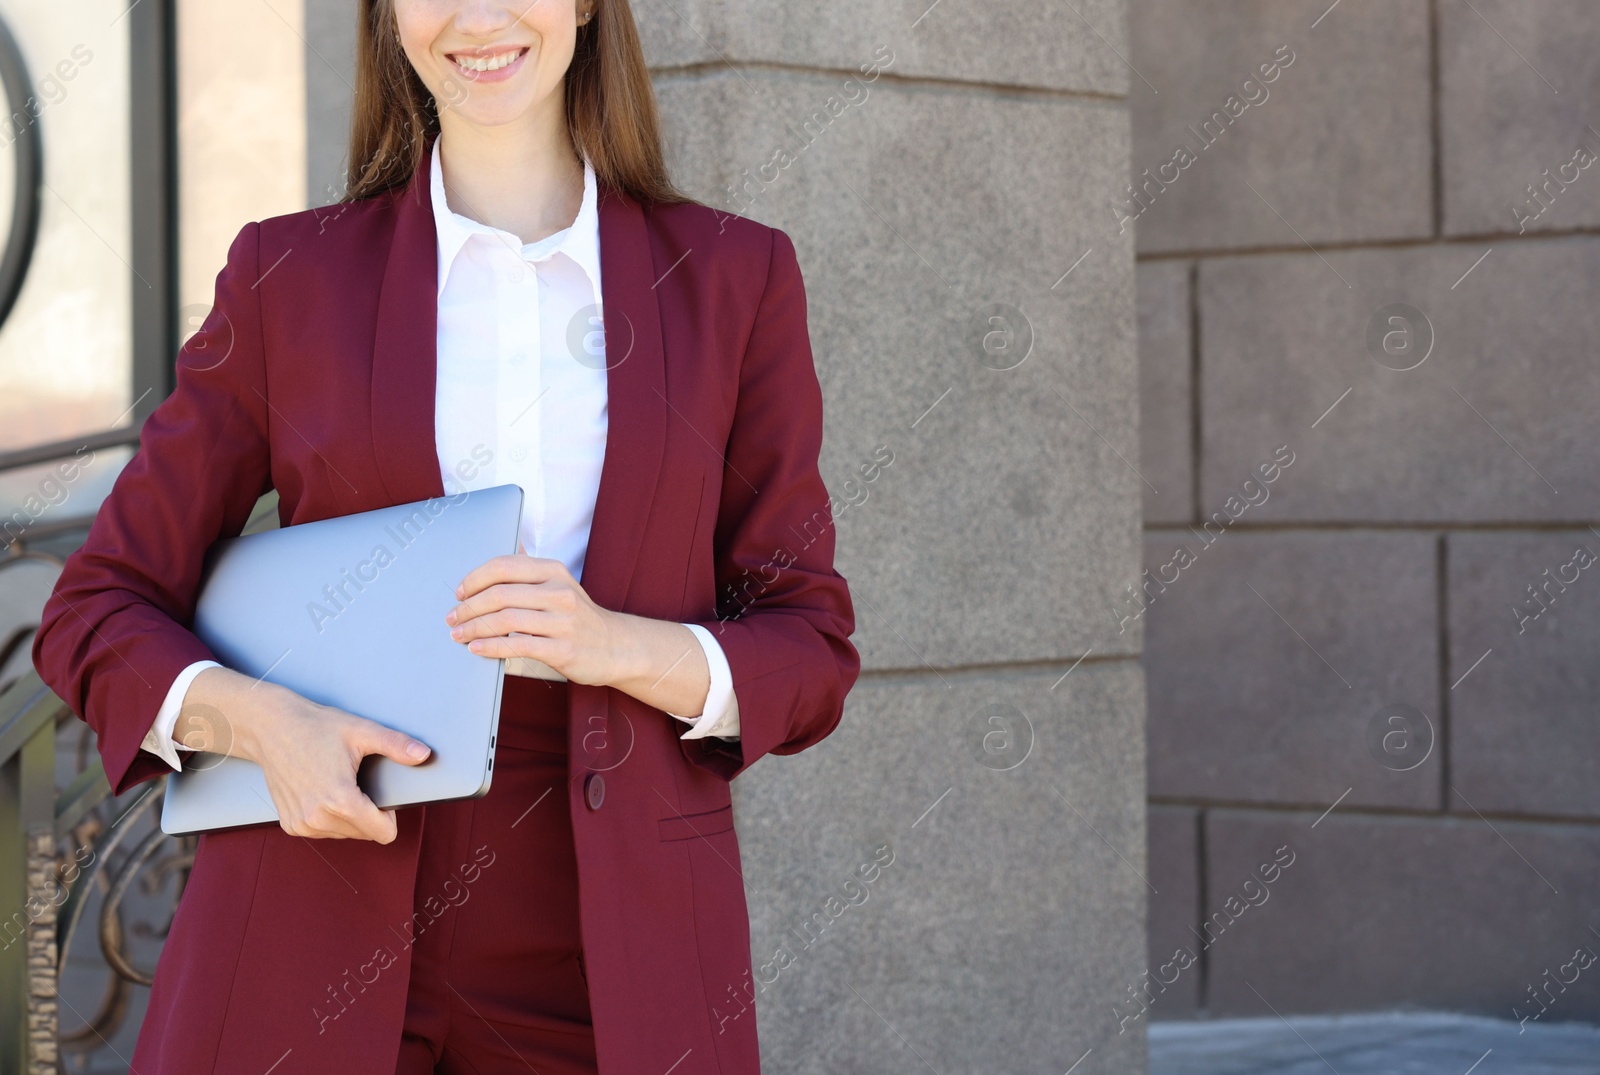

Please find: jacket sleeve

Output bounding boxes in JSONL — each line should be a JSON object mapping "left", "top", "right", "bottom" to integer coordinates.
{"left": 679, "top": 227, "right": 860, "bottom": 782}
{"left": 31, "top": 221, "right": 274, "bottom": 797}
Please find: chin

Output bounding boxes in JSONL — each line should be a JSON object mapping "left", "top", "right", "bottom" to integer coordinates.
{"left": 453, "top": 101, "right": 551, "bottom": 132}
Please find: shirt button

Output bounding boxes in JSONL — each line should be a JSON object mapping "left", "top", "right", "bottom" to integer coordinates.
{"left": 508, "top": 266, "right": 524, "bottom": 283}
{"left": 510, "top": 444, "right": 527, "bottom": 462}
{"left": 509, "top": 350, "right": 527, "bottom": 366}
{"left": 585, "top": 772, "right": 605, "bottom": 810}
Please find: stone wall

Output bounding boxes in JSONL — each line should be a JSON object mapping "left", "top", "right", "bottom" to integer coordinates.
{"left": 306, "top": 1, "right": 1147, "bottom": 1070}
{"left": 1131, "top": 0, "right": 1600, "bottom": 1024}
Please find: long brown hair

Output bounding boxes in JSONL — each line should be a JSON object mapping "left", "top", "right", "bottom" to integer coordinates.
{"left": 343, "top": 0, "right": 691, "bottom": 206}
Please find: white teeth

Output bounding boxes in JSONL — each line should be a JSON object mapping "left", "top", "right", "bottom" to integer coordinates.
{"left": 452, "top": 48, "right": 523, "bottom": 73}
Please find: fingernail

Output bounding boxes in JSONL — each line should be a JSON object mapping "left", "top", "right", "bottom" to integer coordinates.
{"left": 406, "top": 740, "right": 429, "bottom": 759}
{"left": 445, "top": 609, "right": 456, "bottom": 624}
{"left": 455, "top": 583, "right": 464, "bottom": 598}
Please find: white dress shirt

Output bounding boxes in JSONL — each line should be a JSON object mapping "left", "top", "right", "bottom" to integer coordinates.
{"left": 139, "top": 135, "right": 738, "bottom": 771}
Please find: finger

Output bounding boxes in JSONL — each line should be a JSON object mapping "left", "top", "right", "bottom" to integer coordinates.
{"left": 315, "top": 786, "right": 398, "bottom": 843}
{"left": 463, "top": 631, "right": 562, "bottom": 662}
{"left": 348, "top": 718, "right": 432, "bottom": 766}
{"left": 449, "top": 586, "right": 566, "bottom": 629}
{"left": 455, "top": 554, "right": 567, "bottom": 600}
{"left": 456, "top": 553, "right": 552, "bottom": 598}
{"left": 287, "top": 797, "right": 375, "bottom": 842}
{"left": 448, "top": 581, "right": 555, "bottom": 626}
{"left": 451, "top": 607, "right": 563, "bottom": 644}
{"left": 304, "top": 803, "right": 394, "bottom": 842}
{"left": 355, "top": 803, "right": 399, "bottom": 843}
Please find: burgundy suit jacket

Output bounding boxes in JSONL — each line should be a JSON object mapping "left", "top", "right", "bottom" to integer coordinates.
{"left": 32, "top": 144, "right": 858, "bottom": 1073}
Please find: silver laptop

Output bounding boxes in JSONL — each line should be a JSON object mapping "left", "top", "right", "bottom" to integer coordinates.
{"left": 159, "top": 483, "right": 524, "bottom": 836}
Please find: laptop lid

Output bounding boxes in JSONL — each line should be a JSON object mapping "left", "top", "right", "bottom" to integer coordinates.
{"left": 159, "top": 483, "right": 523, "bottom": 835}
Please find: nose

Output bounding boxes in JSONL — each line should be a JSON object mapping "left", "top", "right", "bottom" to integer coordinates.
{"left": 450, "top": 0, "right": 519, "bottom": 39}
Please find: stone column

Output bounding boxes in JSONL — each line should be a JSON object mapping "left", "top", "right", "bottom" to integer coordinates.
{"left": 647, "top": 3, "right": 1145, "bottom": 1072}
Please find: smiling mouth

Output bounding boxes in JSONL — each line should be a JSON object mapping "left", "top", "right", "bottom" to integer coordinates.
{"left": 448, "top": 46, "right": 529, "bottom": 75}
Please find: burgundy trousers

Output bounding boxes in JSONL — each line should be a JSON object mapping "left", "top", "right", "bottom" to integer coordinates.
{"left": 393, "top": 675, "right": 599, "bottom": 1074}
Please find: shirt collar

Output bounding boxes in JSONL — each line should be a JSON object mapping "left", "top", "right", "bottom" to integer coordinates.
{"left": 429, "top": 133, "right": 601, "bottom": 301}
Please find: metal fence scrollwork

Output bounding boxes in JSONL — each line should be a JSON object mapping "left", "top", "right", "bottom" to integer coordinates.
{"left": 0, "top": 4, "right": 256, "bottom": 1068}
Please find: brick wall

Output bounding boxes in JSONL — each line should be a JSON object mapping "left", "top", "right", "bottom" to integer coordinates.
{"left": 1131, "top": 0, "right": 1600, "bottom": 1023}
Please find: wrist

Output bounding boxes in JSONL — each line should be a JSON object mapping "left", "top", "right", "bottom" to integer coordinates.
{"left": 603, "top": 610, "right": 653, "bottom": 689}
{"left": 175, "top": 666, "right": 281, "bottom": 763}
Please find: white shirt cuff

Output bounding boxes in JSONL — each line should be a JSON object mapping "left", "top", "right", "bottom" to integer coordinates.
{"left": 140, "top": 660, "right": 223, "bottom": 771}
{"left": 667, "top": 623, "right": 740, "bottom": 740}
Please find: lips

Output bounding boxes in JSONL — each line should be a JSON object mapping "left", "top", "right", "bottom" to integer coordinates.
{"left": 447, "top": 46, "right": 529, "bottom": 76}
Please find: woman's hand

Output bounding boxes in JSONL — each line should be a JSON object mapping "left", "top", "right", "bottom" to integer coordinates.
{"left": 448, "top": 549, "right": 713, "bottom": 716}
{"left": 446, "top": 551, "right": 627, "bottom": 686}
{"left": 176, "top": 666, "right": 432, "bottom": 843}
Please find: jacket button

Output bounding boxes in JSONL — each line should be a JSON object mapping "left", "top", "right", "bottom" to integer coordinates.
{"left": 584, "top": 772, "right": 605, "bottom": 811}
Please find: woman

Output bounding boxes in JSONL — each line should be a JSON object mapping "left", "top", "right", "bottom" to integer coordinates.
{"left": 30, "top": 1, "right": 858, "bottom": 1072}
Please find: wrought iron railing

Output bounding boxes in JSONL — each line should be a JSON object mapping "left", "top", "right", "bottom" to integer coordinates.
{"left": 0, "top": 430, "right": 278, "bottom": 1074}
{"left": 0, "top": 0, "right": 187, "bottom": 1063}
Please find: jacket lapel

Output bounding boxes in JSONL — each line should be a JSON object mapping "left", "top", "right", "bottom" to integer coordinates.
{"left": 369, "top": 155, "right": 445, "bottom": 508}
{"left": 367, "top": 142, "right": 667, "bottom": 614}
{"left": 580, "top": 178, "right": 668, "bottom": 613}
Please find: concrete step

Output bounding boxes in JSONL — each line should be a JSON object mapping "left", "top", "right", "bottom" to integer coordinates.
{"left": 1149, "top": 1011, "right": 1600, "bottom": 1075}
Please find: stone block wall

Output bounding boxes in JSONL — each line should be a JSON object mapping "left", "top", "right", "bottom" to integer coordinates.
{"left": 1131, "top": 0, "right": 1600, "bottom": 1024}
